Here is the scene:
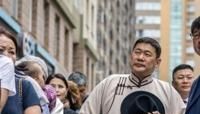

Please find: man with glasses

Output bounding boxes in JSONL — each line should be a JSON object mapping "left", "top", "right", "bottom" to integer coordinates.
{"left": 186, "top": 16, "right": 200, "bottom": 114}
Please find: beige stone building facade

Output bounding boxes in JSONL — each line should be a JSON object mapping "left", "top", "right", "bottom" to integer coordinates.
{"left": 73, "top": 0, "right": 98, "bottom": 90}
{"left": 0, "top": 0, "right": 99, "bottom": 90}
{"left": 96, "top": 0, "right": 135, "bottom": 82}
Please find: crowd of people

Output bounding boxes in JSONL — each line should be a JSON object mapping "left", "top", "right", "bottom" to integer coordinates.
{"left": 0, "top": 26, "right": 89, "bottom": 114}
{"left": 0, "top": 14, "right": 200, "bottom": 114}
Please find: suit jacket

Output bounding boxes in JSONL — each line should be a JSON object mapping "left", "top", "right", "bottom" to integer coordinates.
{"left": 186, "top": 76, "right": 200, "bottom": 114}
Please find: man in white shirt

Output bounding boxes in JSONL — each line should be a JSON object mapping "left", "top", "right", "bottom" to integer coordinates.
{"left": 80, "top": 37, "right": 185, "bottom": 114}
{"left": 0, "top": 55, "right": 16, "bottom": 112}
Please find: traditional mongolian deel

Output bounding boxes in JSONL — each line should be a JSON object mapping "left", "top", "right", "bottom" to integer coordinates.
{"left": 80, "top": 74, "right": 185, "bottom": 114}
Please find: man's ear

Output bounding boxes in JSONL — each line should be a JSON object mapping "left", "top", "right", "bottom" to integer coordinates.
{"left": 172, "top": 80, "right": 175, "bottom": 87}
{"left": 129, "top": 52, "right": 134, "bottom": 67}
{"left": 155, "top": 58, "right": 161, "bottom": 68}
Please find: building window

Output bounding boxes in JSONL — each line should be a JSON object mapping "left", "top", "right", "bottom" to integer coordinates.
{"left": 129, "top": 16, "right": 135, "bottom": 25}
{"left": 12, "top": 0, "right": 18, "bottom": 19}
{"left": 187, "top": 3, "right": 195, "bottom": 12}
{"left": 18, "top": 0, "right": 22, "bottom": 20}
{"left": 136, "top": 29, "right": 143, "bottom": 37}
{"left": 91, "top": 63, "right": 94, "bottom": 87}
{"left": 102, "top": 61, "right": 106, "bottom": 77}
{"left": 116, "top": 40, "right": 120, "bottom": 51}
{"left": 44, "top": 0, "right": 49, "bottom": 50}
{"left": 136, "top": 2, "right": 160, "bottom": 10}
{"left": 123, "top": 55, "right": 127, "bottom": 65}
{"left": 104, "top": 0, "right": 107, "bottom": 8}
{"left": 116, "top": 59, "right": 119, "bottom": 73}
{"left": 136, "top": 16, "right": 160, "bottom": 24}
{"left": 136, "top": 29, "right": 160, "bottom": 38}
{"left": 110, "top": 4, "right": 113, "bottom": 14}
{"left": 31, "top": 0, "right": 37, "bottom": 34}
{"left": 86, "top": 57, "right": 90, "bottom": 77}
{"left": 91, "top": 5, "right": 94, "bottom": 37}
{"left": 116, "top": 20, "right": 120, "bottom": 32}
{"left": 109, "top": 30, "right": 113, "bottom": 41}
{"left": 64, "top": 29, "right": 69, "bottom": 68}
{"left": 143, "top": 30, "right": 160, "bottom": 37}
{"left": 97, "top": 31, "right": 102, "bottom": 49}
{"left": 124, "top": 3, "right": 128, "bottom": 12}
{"left": 103, "top": 14, "right": 107, "bottom": 28}
{"left": 109, "top": 70, "right": 112, "bottom": 75}
{"left": 97, "top": 5, "right": 103, "bottom": 23}
{"left": 116, "top": 0, "right": 120, "bottom": 8}
{"left": 109, "top": 49, "right": 113, "bottom": 65}
{"left": 86, "top": 0, "right": 89, "bottom": 28}
{"left": 103, "top": 38, "right": 106, "bottom": 53}
{"left": 129, "top": 0, "right": 132, "bottom": 6}
{"left": 55, "top": 15, "right": 60, "bottom": 59}
{"left": 28, "top": 0, "right": 32, "bottom": 32}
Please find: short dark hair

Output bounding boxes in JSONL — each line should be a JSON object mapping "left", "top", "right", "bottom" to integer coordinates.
{"left": 172, "top": 64, "right": 194, "bottom": 80}
{"left": 132, "top": 37, "right": 161, "bottom": 58}
{"left": 191, "top": 16, "right": 200, "bottom": 34}
{"left": 0, "top": 26, "right": 18, "bottom": 53}
{"left": 68, "top": 72, "right": 87, "bottom": 86}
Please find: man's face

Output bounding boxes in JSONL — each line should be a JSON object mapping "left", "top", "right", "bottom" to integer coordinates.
{"left": 79, "top": 85, "right": 87, "bottom": 101}
{"left": 130, "top": 43, "right": 161, "bottom": 77}
{"left": 173, "top": 69, "right": 194, "bottom": 96}
{"left": 192, "top": 29, "right": 200, "bottom": 55}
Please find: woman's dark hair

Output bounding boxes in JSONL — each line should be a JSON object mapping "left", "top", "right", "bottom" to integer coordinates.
{"left": 46, "top": 73, "right": 69, "bottom": 88}
{"left": 132, "top": 37, "right": 161, "bottom": 58}
{"left": 0, "top": 26, "right": 18, "bottom": 53}
{"left": 46, "top": 73, "right": 77, "bottom": 110}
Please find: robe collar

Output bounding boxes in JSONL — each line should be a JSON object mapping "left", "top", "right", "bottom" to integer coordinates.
{"left": 128, "top": 72, "right": 153, "bottom": 87}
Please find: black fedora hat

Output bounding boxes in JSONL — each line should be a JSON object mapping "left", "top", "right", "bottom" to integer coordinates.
{"left": 121, "top": 91, "right": 165, "bottom": 114}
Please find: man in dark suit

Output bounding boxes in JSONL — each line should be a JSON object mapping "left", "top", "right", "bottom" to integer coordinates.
{"left": 186, "top": 16, "right": 200, "bottom": 114}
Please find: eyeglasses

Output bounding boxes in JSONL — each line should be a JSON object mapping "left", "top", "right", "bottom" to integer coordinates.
{"left": 190, "top": 32, "right": 200, "bottom": 40}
